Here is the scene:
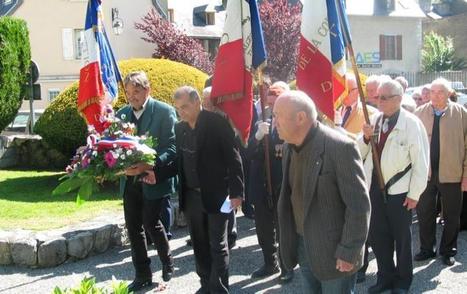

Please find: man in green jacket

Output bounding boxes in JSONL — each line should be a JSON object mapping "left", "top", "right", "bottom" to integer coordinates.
{"left": 117, "top": 71, "right": 177, "bottom": 292}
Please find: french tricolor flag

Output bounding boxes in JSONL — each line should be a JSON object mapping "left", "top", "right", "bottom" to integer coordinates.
{"left": 211, "top": 0, "right": 266, "bottom": 144}
{"left": 296, "top": 0, "right": 350, "bottom": 121}
{"left": 77, "top": 0, "right": 122, "bottom": 133}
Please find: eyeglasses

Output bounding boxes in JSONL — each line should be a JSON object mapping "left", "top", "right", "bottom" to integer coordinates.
{"left": 378, "top": 94, "right": 399, "bottom": 101}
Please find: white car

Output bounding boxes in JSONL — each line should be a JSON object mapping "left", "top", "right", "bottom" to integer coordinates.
{"left": 1, "top": 109, "right": 44, "bottom": 135}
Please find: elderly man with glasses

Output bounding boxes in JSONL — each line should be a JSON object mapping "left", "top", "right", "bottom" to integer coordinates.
{"left": 358, "top": 80, "right": 429, "bottom": 294}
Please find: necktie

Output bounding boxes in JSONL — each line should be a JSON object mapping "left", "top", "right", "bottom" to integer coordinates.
{"left": 341, "top": 106, "right": 352, "bottom": 126}
{"left": 382, "top": 118, "right": 389, "bottom": 133}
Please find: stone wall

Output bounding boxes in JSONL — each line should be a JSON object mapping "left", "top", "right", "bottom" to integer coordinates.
{"left": 0, "top": 135, "right": 68, "bottom": 169}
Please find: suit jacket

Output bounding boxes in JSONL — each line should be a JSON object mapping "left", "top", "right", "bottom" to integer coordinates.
{"left": 342, "top": 102, "right": 377, "bottom": 135}
{"left": 117, "top": 97, "right": 177, "bottom": 200}
{"left": 278, "top": 122, "right": 371, "bottom": 281}
{"left": 160, "top": 110, "right": 245, "bottom": 213}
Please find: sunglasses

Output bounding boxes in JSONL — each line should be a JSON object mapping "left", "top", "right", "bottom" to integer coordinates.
{"left": 378, "top": 94, "right": 399, "bottom": 101}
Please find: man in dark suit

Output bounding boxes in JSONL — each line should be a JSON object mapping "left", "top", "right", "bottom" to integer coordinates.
{"left": 153, "top": 86, "right": 244, "bottom": 293}
{"left": 117, "top": 71, "right": 176, "bottom": 292}
{"left": 274, "top": 90, "right": 371, "bottom": 293}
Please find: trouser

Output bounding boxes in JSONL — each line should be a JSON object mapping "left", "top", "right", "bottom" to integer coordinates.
{"left": 123, "top": 179, "right": 172, "bottom": 279}
{"left": 253, "top": 191, "right": 285, "bottom": 270}
{"left": 227, "top": 209, "right": 237, "bottom": 246}
{"left": 368, "top": 175, "right": 413, "bottom": 290}
{"left": 297, "top": 236, "right": 356, "bottom": 294}
{"left": 417, "top": 172, "right": 462, "bottom": 257}
{"left": 186, "top": 189, "right": 230, "bottom": 293}
{"left": 358, "top": 243, "right": 369, "bottom": 274}
{"left": 461, "top": 192, "right": 467, "bottom": 230}
{"left": 160, "top": 196, "right": 173, "bottom": 240}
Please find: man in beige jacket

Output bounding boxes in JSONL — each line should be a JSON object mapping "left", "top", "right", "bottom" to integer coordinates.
{"left": 414, "top": 78, "right": 467, "bottom": 266}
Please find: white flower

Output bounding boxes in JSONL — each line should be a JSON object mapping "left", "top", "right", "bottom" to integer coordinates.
{"left": 116, "top": 148, "right": 123, "bottom": 154}
{"left": 120, "top": 154, "right": 126, "bottom": 160}
{"left": 121, "top": 114, "right": 126, "bottom": 120}
{"left": 113, "top": 143, "right": 117, "bottom": 148}
{"left": 126, "top": 149, "right": 133, "bottom": 156}
{"left": 92, "top": 151, "right": 98, "bottom": 157}
{"left": 111, "top": 151, "right": 119, "bottom": 159}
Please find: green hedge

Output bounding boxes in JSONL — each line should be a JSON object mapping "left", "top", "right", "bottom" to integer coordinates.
{"left": 35, "top": 58, "right": 208, "bottom": 157}
{"left": 0, "top": 17, "right": 31, "bottom": 131}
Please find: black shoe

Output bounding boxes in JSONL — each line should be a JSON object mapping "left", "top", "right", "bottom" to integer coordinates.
{"left": 278, "top": 269, "right": 294, "bottom": 284}
{"left": 356, "top": 271, "right": 366, "bottom": 284}
{"left": 162, "top": 263, "right": 174, "bottom": 282}
{"left": 368, "top": 283, "right": 393, "bottom": 294}
{"left": 392, "top": 288, "right": 408, "bottom": 294}
{"left": 186, "top": 239, "right": 192, "bottom": 247}
{"left": 251, "top": 264, "right": 280, "bottom": 278}
{"left": 414, "top": 250, "right": 436, "bottom": 261}
{"left": 127, "top": 278, "right": 153, "bottom": 292}
{"left": 441, "top": 255, "right": 455, "bottom": 266}
{"left": 228, "top": 239, "right": 237, "bottom": 250}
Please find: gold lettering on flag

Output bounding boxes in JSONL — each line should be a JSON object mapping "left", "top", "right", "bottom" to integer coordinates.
{"left": 321, "top": 81, "right": 333, "bottom": 93}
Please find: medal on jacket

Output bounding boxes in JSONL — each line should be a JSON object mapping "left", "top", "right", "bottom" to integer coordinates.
{"left": 275, "top": 143, "right": 283, "bottom": 158}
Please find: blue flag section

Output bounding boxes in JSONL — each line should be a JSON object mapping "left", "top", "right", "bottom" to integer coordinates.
{"left": 334, "top": 0, "right": 352, "bottom": 46}
{"left": 249, "top": 0, "right": 267, "bottom": 70}
{"left": 84, "top": 0, "right": 122, "bottom": 101}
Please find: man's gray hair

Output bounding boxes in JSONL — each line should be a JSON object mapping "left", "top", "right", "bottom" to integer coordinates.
{"left": 379, "top": 79, "right": 404, "bottom": 97}
{"left": 281, "top": 90, "right": 318, "bottom": 122}
{"left": 202, "top": 86, "right": 212, "bottom": 99}
{"left": 365, "top": 75, "right": 381, "bottom": 86}
{"left": 431, "top": 77, "right": 453, "bottom": 94}
{"left": 124, "top": 71, "right": 150, "bottom": 89}
{"left": 173, "top": 85, "right": 201, "bottom": 101}
{"left": 394, "top": 76, "right": 409, "bottom": 90}
{"left": 271, "top": 81, "right": 290, "bottom": 91}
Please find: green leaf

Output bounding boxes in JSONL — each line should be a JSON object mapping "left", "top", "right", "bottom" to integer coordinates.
{"left": 52, "top": 177, "right": 84, "bottom": 196}
{"left": 76, "top": 178, "right": 94, "bottom": 205}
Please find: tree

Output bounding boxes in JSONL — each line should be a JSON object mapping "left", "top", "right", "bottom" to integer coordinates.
{"left": 0, "top": 17, "right": 31, "bottom": 131}
{"left": 135, "top": 9, "right": 213, "bottom": 74}
{"left": 422, "top": 31, "right": 466, "bottom": 72}
{"left": 259, "top": 0, "right": 302, "bottom": 82}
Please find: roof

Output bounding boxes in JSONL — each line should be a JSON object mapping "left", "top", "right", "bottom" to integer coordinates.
{"left": 0, "top": 0, "right": 23, "bottom": 16}
{"left": 345, "top": 0, "right": 426, "bottom": 18}
{"left": 168, "top": 0, "right": 226, "bottom": 38}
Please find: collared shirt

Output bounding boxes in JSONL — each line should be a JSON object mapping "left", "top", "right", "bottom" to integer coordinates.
{"left": 132, "top": 97, "right": 149, "bottom": 120}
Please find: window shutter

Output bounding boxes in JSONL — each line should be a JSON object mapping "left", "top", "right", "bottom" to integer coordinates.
{"left": 62, "top": 28, "right": 74, "bottom": 60}
{"left": 379, "top": 35, "right": 386, "bottom": 60}
{"left": 396, "top": 35, "right": 402, "bottom": 60}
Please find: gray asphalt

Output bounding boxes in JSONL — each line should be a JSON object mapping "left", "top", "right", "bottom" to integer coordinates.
{"left": 0, "top": 213, "right": 466, "bottom": 294}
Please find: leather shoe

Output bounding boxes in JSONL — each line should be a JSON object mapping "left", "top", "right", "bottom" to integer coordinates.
{"left": 228, "top": 239, "right": 237, "bottom": 250}
{"left": 127, "top": 278, "right": 153, "bottom": 292}
{"left": 278, "top": 269, "right": 294, "bottom": 284}
{"left": 441, "top": 255, "right": 455, "bottom": 266}
{"left": 392, "top": 288, "right": 408, "bottom": 294}
{"left": 162, "top": 263, "right": 174, "bottom": 282}
{"left": 357, "top": 271, "right": 366, "bottom": 284}
{"left": 251, "top": 264, "right": 280, "bottom": 278}
{"left": 414, "top": 250, "right": 436, "bottom": 261}
{"left": 368, "top": 283, "right": 393, "bottom": 294}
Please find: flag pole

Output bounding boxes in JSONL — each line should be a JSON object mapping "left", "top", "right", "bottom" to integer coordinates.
{"left": 335, "top": 0, "right": 387, "bottom": 201}
{"left": 257, "top": 70, "right": 274, "bottom": 209}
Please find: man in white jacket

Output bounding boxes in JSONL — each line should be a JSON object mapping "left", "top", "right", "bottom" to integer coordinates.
{"left": 358, "top": 80, "right": 429, "bottom": 294}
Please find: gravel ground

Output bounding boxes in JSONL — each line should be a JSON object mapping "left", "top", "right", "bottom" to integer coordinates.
{"left": 0, "top": 213, "right": 466, "bottom": 294}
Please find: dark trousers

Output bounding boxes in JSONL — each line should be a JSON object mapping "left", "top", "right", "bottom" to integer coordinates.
{"left": 368, "top": 176, "right": 413, "bottom": 290}
{"left": 123, "top": 180, "right": 172, "bottom": 279}
{"left": 417, "top": 173, "right": 462, "bottom": 256}
{"left": 228, "top": 210, "right": 237, "bottom": 245}
{"left": 160, "top": 197, "right": 173, "bottom": 240}
{"left": 461, "top": 192, "right": 467, "bottom": 231}
{"left": 253, "top": 192, "right": 284, "bottom": 269}
{"left": 359, "top": 243, "right": 370, "bottom": 274}
{"left": 186, "top": 189, "right": 230, "bottom": 293}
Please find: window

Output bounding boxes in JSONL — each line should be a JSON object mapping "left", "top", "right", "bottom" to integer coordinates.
{"left": 168, "top": 8, "right": 174, "bottom": 23}
{"left": 74, "top": 29, "right": 84, "bottom": 60}
{"left": 379, "top": 35, "right": 402, "bottom": 60}
{"left": 206, "top": 12, "right": 215, "bottom": 25}
{"left": 48, "top": 89, "right": 60, "bottom": 101}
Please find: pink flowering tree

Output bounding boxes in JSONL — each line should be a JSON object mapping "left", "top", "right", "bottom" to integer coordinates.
{"left": 135, "top": 9, "right": 213, "bottom": 74}
{"left": 259, "top": 0, "right": 302, "bottom": 82}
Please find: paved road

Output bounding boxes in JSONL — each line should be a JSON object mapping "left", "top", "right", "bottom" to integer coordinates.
{"left": 1, "top": 214, "right": 466, "bottom": 294}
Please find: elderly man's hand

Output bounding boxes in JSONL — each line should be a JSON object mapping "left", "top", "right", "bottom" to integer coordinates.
{"left": 362, "top": 123, "right": 374, "bottom": 141}
{"left": 403, "top": 197, "right": 418, "bottom": 210}
{"left": 125, "top": 162, "right": 154, "bottom": 176}
{"left": 230, "top": 197, "right": 242, "bottom": 209}
{"left": 336, "top": 259, "right": 354, "bottom": 272}
{"left": 462, "top": 177, "right": 467, "bottom": 192}
{"left": 141, "top": 170, "right": 157, "bottom": 185}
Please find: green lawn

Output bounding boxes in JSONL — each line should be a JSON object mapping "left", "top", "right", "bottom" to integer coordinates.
{"left": 0, "top": 170, "right": 123, "bottom": 231}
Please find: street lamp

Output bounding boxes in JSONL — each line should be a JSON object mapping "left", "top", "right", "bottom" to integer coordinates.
{"left": 111, "top": 8, "right": 124, "bottom": 35}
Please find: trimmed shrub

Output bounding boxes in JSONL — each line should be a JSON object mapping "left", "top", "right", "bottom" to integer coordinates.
{"left": 35, "top": 58, "right": 207, "bottom": 156}
{"left": 0, "top": 17, "right": 31, "bottom": 131}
